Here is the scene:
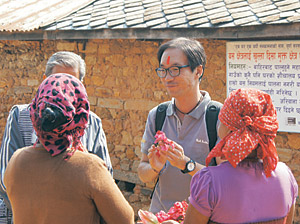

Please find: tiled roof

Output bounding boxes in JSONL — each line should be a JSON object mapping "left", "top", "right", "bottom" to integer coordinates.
{"left": 43, "top": 0, "right": 300, "bottom": 30}
{"left": 0, "top": 0, "right": 95, "bottom": 32}
{"left": 0, "top": 0, "right": 300, "bottom": 33}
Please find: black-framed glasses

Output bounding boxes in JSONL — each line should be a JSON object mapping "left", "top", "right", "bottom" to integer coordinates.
{"left": 155, "top": 65, "right": 190, "bottom": 78}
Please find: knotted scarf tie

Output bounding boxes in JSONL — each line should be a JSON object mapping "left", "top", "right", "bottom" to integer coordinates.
{"left": 206, "top": 88, "right": 279, "bottom": 177}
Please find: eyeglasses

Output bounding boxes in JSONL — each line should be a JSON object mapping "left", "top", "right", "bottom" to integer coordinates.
{"left": 155, "top": 65, "right": 190, "bottom": 78}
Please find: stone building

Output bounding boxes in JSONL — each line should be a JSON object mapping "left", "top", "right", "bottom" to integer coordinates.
{"left": 0, "top": 0, "right": 299, "bottom": 221}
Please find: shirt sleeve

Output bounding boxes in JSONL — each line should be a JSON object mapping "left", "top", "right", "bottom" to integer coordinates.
{"left": 189, "top": 168, "right": 216, "bottom": 218}
{"left": 86, "top": 155, "right": 134, "bottom": 223}
{"left": 286, "top": 165, "right": 298, "bottom": 204}
{"left": 0, "top": 105, "right": 25, "bottom": 205}
{"left": 83, "top": 112, "right": 113, "bottom": 176}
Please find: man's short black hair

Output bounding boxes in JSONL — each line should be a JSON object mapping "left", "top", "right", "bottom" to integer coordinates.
{"left": 157, "top": 38, "right": 207, "bottom": 81}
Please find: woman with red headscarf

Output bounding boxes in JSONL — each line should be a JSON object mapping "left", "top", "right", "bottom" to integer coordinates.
{"left": 183, "top": 88, "right": 298, "bottom": 224}
{"left": 4, "top": 74, "right": 134, "bottom": 224}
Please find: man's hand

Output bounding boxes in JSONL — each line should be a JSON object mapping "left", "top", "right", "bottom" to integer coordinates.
{"left": 148, "top": 144, "right": 167, "bottom": 173}
{"left": 165, "top": 140, "right": 187, "bottom": 170}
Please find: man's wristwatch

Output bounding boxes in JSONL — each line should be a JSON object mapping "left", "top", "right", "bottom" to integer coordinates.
{"left": 181, "top": 159, "right": 196, "bottom": 174}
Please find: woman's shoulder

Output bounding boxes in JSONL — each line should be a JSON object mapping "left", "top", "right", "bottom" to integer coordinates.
{"left": 10, "top": 145, "right": 38, "bottom": 158}
{"left": 72, "top": 150, "right": 104, "bottom": 161}
{"left": 206, "top": 161, "right": 235, "bottom": 176}
{"left": 276, "top": 161, "right": 289, "bottom": 169}
{"left": 191, "top": 165, "right": 223, "bottom": 190}
{"left": 275, "top": 162, "right": 296, "bottom": 180}
{"left": 190, "top": 167, "right": 213, "bottom": 195}
{"left": 193, "top": 162, "right": 243, "bottom": 188}
{"left": 71, "top": 151, "right": 107, "bottom": 170}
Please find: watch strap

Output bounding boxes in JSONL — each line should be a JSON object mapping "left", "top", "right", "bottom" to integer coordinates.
{"left": 181, "top": 159, "right": 195, "bottom": 174}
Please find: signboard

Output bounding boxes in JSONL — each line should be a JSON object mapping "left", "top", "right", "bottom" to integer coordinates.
{"left": 226, "top": 41, "right": 300, "bottom": 133}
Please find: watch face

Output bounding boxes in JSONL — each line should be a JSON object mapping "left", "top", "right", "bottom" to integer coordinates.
{"left": 187, "top": 161, "right": 195, "bottom": 171}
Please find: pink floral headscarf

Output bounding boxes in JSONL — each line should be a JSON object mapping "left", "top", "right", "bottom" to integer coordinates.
{"left": 206, "top": 88, "right": 279, "bottom": 177}
{"left": 30, "top": 74, "right": 89, "bottom": 158}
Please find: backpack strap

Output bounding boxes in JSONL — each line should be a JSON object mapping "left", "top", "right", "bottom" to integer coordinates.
{"left": 205, "top": 100, "right": 222, "bottom": 165}
{"left": 151, "top": 100, "right": 221, "bottom": 198}
{"left": 155, "top": 101, "right": 171, "bottom": 132}
{"left": 151, "top": 101, "right": 170, "bottom": 199}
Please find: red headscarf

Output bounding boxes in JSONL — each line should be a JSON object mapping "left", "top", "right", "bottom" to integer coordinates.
{"left": 30, "top": 74, "right": 89, "bottom": 159}
{"left": 206, "top": 88, "right": 279, "bottom": 177}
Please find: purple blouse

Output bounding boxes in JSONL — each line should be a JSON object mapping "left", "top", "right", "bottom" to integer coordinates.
{"left": 189, "top": 161, "right": 298, "bottom": 223}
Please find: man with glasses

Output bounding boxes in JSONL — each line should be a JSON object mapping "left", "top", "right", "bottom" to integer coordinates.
{"left": 138, "top": 38, "right": 222, "bottom": 213}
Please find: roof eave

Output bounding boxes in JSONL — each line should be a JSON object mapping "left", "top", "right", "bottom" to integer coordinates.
{"left": 0, "top": 23, "right": 299, "bottom": 41}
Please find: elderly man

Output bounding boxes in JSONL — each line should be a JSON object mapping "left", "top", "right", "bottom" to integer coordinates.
{"left": 0, "top": 51, "right": 112, "bottom": 223}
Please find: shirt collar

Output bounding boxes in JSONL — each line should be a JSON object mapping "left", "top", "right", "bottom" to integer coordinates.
{"left": 166, "top": 91, "right": 211, "bottom": 120}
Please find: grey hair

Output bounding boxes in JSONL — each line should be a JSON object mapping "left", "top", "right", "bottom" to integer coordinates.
{"left": 45, "top": 51, "right": 86, "bottom": 81}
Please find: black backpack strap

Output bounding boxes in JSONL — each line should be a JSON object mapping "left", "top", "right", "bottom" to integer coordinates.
{"left": 151, "top": 101, "right": 170, "bottom": 199}
{"left": 155, "top": 101, "right": 171, "bottom": 132}
{"left": 205, "top": 100, "right": 222, "bottom": 166}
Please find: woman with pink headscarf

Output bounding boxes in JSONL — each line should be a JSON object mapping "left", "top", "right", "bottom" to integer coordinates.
{"left": 183, "top": 88, "right": 298, "bottom": 224}
{"left": 4, "top": 74, "right": 134, "bottom": 224}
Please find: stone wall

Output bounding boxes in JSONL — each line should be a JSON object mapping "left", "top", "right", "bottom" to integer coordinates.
{"left": 0, "top": 39, "right": 299, "bottom": 221}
